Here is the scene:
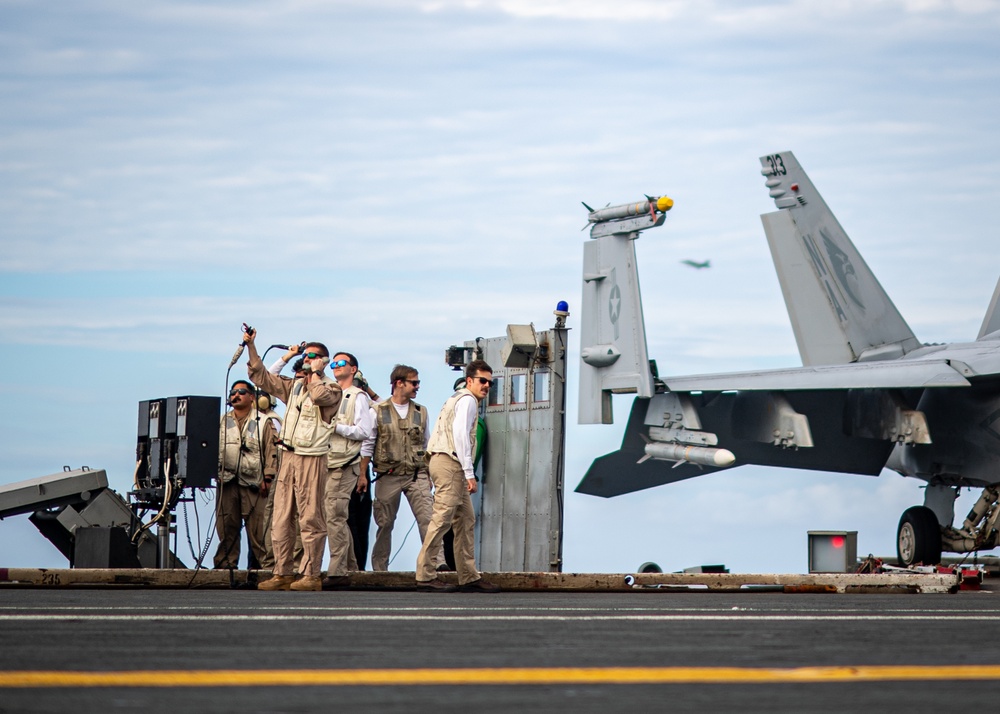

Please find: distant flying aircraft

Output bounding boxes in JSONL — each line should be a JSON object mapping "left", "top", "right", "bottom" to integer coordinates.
{"left": 576, "top": 151, "right": 1000, "bottom": 567}
{"left": 680, "top": 259, "right": 711, "bottom": 269}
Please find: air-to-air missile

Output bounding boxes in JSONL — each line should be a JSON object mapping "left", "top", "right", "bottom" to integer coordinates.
{"left": 583, "top": 195, "right": 674, "bottom": 223}
{"left": 582, "top": 195, "right": 674, "bottom": 238}
{"left": 639, "top": 441, "right": 737, "bottom": 468}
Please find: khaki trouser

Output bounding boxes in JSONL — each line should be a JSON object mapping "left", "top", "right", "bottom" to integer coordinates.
{"left": 261, "top": 482, "right": 303, "bottom": 573}
{"left": 417, "top": 454, "right": 479, "bottom": 585}
{"left": 372, "top": 470, "right": 444, "bottom": 571}
{"left": 271, "top": 451, "right": 328, "bottom": 578}
{"left": 214, "top": 480, "right": 268, "bottom": 569}
{"left": 325, "top": 462, "right": 361, "bottom": 577}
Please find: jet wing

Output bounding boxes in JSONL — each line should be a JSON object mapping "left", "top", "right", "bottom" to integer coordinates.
{"left": 577, "top": 358, "right": 972, "bottom": 498}
{"left": 575, "top": 388, "right": 904, "bottom": 497}
{"left": 662, "top": 358, "right": 970, "bottom": 393}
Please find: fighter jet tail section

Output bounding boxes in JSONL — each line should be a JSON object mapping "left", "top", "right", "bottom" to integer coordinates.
{"left": 577, "top": 152, "right": 1000, "bottom": 567}
{"left": 760, "top": 152, "right": 920, "bottom": 366}
{"left": 578, "top": 196, "right": 673, "bottom": 424}
{"left": 977, "top": 276, "right": 1000, "bottom": 339}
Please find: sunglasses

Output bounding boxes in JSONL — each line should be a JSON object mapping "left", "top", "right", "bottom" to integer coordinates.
{"left": 403, "top": 379, "right": 421, "bottom": 386}
{"left": 331, "top": 359, "right": 350, "bottom": 368}
{"left": 229, "top": 388, "right": 250, "bottom": 396}
{"left": 303, "top": 352, "right": 326, "bottom": 359}
{"left": 472, "top": 376, "right": 493, "bottom": 387}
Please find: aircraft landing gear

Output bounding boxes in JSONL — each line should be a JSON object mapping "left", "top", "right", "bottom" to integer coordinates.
{"left": 897, "top": 506, "right": 942, "bottom": 567}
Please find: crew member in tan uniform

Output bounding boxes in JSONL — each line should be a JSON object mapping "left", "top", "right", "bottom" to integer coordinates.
{"left": 214, "top": 380, "right": 277, "bottom": 570}
{"left": 243, "top": 328, "right": 342, "bottom": 592}
{"left": 260, "top": 358, "right": 303, "bottom": 574}
{"left": 364, "top": 365, "right": 445, "bottom": 571}
{"left": 416, "top": 359, "right": 500, "bottom": 593}
{"left": 322, "top": 352, "right": 374, "bottom": 590}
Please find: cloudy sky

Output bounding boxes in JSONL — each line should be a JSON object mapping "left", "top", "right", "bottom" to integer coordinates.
{"left": 2, "top": 0, "right": 999, "bottom": 574}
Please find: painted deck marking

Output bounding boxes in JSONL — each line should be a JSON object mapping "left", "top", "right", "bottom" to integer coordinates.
{"left": 2, "top": 665, "right": 1000, "bottom": 688}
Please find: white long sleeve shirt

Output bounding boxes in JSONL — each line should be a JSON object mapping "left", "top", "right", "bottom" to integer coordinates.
{"left": 268, "top": 357, "right": 287, "bottom": 375}
{"left": 334, "top": 390, "right": 374, "bottom": 442}
{"left": 452, "top": 393, "right": 478, "bottom": 480}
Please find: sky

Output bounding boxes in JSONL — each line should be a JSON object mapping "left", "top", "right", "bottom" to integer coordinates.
{"left": 2, "top": 0, "right": 1000, "bottom": 574}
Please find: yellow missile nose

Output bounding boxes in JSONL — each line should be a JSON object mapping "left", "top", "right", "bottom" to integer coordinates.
{"left": 656, "top": 196, "right": 674, "bottom": 212}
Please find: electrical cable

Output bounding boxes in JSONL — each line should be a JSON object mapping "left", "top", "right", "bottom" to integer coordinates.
{"left": 185, "top": 342, "right": 252, "bottom": 583}
{"left": 182, "top": 500, "right": 199, "bottom": 563}
{"left": 553, "top": 327, "right": 567, "bottom": 564}
{"left": 172, "top": 507, "right": 179, "bottom": 563}
{"left": 216, "top": 412, "right": 269, "bottom": 571}
{"left": 195, "top": 340, "right": 294, "bottom": 587}
{"left": 387, "top": 517, "right": 418, "bottom": 567}
{"left": 210, "top": 356, "right": 239, "bottom": 570}
{"left": 193, "top": 490, "right": 202, "bottom": 550}
{"left": 132, "top": 456, "right": 175, "bottom": 543}
{"left": 215, "top": 414, "right": 243, "bottom": 570}
{"left": 186, "top": 507, "right": 219, "bottom": 588}
{"left": 244, "top": 400, "right": 271, "bottom": 571}
{"left": 213, "top": 344, "right": 280, "bottom": 573}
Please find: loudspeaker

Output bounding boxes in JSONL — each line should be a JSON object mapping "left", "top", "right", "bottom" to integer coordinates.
{"left": 74, "top": 526, "right": 141, "bottom": 568}
{"left": 165, "top": 396, "right": 220, "bottom": 489}
{"left": 137, "top": 399, "right": 167, "bottom": 487}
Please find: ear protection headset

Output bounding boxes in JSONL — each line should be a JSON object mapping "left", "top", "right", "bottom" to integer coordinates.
{"left": 257, "top": 391, "right": 274, "bottom": 411}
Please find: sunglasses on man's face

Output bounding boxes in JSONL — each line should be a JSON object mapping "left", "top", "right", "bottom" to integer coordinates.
{"left": 229, "top": 388, "right": 250, "bottom": 396}
{"left": 303, "top": 352, "right": 325, "bottom": 359}
{"left": 331, "top": 359, "right": 350, "bottom": 368}
{"left": 472, "top": 376, "right": 493, "bottom": 387}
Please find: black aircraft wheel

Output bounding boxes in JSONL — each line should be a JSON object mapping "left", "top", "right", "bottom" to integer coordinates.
{"left": 896, "top": 506, "right": 943, "bottom": 567}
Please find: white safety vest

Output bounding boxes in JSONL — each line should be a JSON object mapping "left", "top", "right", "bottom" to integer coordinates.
{"left": 327, "top": 385, "right": 365, "bottom": 469}
{"left": 427, "top": 388, "right": 477, "bottom": 461}
{"left": 280, "top": 377, "right": 338, "bottom": 456}
{"left": 219, "top": 410, "right": 266, "bottom": 486}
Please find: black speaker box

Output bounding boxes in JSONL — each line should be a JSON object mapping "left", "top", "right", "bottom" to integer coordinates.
{"left": 166, "top": 396, "right": 220, "bottom": 489}
{"left": 74, "top": 526, "right": 141, "bottom": 568}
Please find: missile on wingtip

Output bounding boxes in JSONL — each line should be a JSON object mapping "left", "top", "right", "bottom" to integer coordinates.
{"left": 585, "top": 195, "right": 673, "bottom": 223}
{"left": 639, "top": 442, "right": 736, "bottom": 468}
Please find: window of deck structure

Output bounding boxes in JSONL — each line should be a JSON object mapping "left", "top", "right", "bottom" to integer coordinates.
{"left": 533, "top": 371, "right": 550, "bottom": 404}
{"left": 510, "top": 373, "right": 527, "bottom": 405}
{"left": 488, "top": 375, "right": 505, "bottom": 407}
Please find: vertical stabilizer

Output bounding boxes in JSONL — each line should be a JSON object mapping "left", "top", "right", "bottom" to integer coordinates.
{"left": 579, "top": 233, "right": 654, "bottom": 424}
{"left": 759, "top": 152, "right": 920, "bottom": 365}
{"left": 977, "top": 276, "right": 1000, "bottom": 339}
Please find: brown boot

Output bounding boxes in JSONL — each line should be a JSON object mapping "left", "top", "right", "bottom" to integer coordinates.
{"left": 258, "top": 575, "right": 296, "bottom": 591}
{"left": 416, "top": 578, "right": 458, "bottom": 592}
{"left": 458, "top": 578, "right": 501, "bottom": 593}
{"left": 289, "top": 575, "right": 322, "bottom": 591}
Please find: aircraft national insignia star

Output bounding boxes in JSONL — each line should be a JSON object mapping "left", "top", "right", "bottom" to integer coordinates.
{"left": 608, "top": 268, "right": 621, "bottom": 340}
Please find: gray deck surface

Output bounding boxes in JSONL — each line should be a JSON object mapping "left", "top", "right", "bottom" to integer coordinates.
{"left": 1, "top": 587, "right": 999, "bottom": 713}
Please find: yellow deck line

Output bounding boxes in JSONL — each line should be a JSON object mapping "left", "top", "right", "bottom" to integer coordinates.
{"left": 2, "top": 666, "right": 1000, "bottom": 688}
